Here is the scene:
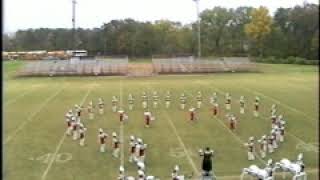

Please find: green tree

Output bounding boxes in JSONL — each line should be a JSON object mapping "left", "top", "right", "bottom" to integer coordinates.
{"left": 245, "top": 6, "right": 272, "bottom": 56}
{"left": 200, "top": 7, "right": 233, "bottom": 56}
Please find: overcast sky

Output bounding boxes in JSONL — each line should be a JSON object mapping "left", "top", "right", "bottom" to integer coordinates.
{"left": 3, "top": 0, "right": 319, "bottom": 33}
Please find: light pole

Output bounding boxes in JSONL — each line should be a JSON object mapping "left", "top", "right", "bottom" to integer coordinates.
{"left": 193, "top": 0, "right": 201, "bottom": 59}
{"left": 72, "top": 0, "right": 76, "bottom": 50}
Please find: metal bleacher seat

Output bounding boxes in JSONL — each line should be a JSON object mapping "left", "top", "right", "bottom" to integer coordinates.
{"left": 18, "top": 57, "right": 130, "bottom": 77}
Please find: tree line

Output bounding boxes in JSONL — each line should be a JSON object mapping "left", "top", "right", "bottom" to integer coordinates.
{"left": 3, "top": 3, "right": 319, "bottom": 60}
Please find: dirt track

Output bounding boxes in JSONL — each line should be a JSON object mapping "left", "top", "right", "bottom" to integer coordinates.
{"left": 127, "top": 63, "right": 154, "bottom": 76}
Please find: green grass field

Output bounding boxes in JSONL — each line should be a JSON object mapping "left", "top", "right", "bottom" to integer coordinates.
{"left": 3, "top": 61, "right": 319, "bottom": 180}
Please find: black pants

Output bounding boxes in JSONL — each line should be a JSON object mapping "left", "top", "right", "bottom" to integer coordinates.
{"left": 202, "top": 158, "right": 212, "bottom": 172}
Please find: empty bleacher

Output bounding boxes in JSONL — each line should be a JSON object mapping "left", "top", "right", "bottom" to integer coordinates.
{"left": 152, "top": 56, "right": 256, "bottom": 74}
{"left": 17, "top": 56, "right": 256, "bottom": 77}
{"left": 18, "top": 58, "right": 129, "bottom": 77}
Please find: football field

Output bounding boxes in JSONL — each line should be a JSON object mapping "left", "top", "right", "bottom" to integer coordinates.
{"left": 3, "top": 61, "right": 319, "bottom": 180}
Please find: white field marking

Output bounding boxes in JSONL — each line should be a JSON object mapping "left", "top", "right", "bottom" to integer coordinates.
{"left": 185, "top": 90, "right": 267, "bottom": 171}
{"left": 162, "top": 111, "right": 200, "bottom": 176}
{"left": 119, "top": 80, "right": 124, "bottom": 166}
{"left": 41, "top": 88, "right": 92, "bottom": 180}
{"left": 147, "top": 85, "right": 200, "bottom": 176}
{"left": 54, "top": 153, "right": 73, "bottom": 163}
{"left": 169, "top": 147, "right": 198, "bottom": 158}
{"left": 213, "top": 115, "right": 266, "bottom": 164}
{"left": 41, "top": 134, "right": 67, "bottom": 180}
{"left": 240, "top": 86, "right": 316, "bottom": 121}
{"left": 4, "top": 87, "right": 65, "bottom": 145}
{"left": 287, "top": 82, "right": 314, "bottom": 91}
{"left": 196, "top": 86, "right": 267, "bottom": 164}
{"left": 4, "top": 90, "right": 35, "bottom": 106}
{"left": 169, "top": 147, "right": 186, "bottom": 158}
{"left": 29, "top": 153, "right": 72, "bottom": 164}
{"left": 187, "top": 89, "right": 250, "bottom": 144}
{"left": 185, "top": 88, "right": 266, "bottom": 164}
{"left": 296, "top": 142, "right": 319, "bottom": 153}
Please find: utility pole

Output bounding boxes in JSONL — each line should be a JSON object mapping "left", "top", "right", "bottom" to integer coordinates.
{"left": 72, "top": 0, "right": 76, "bottom": 50}
{"left": 193, "top": 0, "right": 201, "bottom": 59}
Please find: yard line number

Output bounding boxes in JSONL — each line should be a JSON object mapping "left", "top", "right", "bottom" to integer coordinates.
{"left": 29, "top": 153, "right": 72, "bottom": 164}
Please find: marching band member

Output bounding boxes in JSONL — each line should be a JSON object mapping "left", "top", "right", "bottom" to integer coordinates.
{"left": 79, "top": 123, "right": 87, "bottom": 146}
{"left": 71, "top": 117, "right": 79, "bottom": 140}
{"left": 88, "top": 100, "right": 94, "bottom": 120}
{"left": 135, "top": 138, "right": 143, "bottom": 162}
{"left": 129, "top": 135, "right": 137, "bottom": 162}
{"left": 152, "top": 91, "right": 159, "bottom": 109}
{"left": 65, "top": 110, "right": 73, "bottom": 135}
{"left": 196, "top": 91, "right": 202, "bottom": 109}
{"left": 213, "top": 92, "right": 218, "bottom": 104}
{"left": 137, "top": 161, "right": 145, "bottom": 171}
{"left": 210, "top": 92, "right": 218, "bottom": 105}
{"left": 112, "top": 132, "right": 120, "bottom": 158}
{"left": 112, "top": 96, "right": 119, "bottom": 112}
{"left": 189, "top": 108, "right": 196, "bottom": 122}
{"left": 144, "top": 111, "right": 151, "bottom": 128}
{"left": 279, "top": 126, "right": 285, "bottom": 142}
{"left": 98, "top": 98, "right": 104, "bottom": 114}
{"left": 165, "top": 91, "right": 171, "bottom": 108}
{"left": 254, "top": 96, "right": 260, "bottom": 117}
{"left": 228, "top": 114, "right": 237, "bottom": 131}
{"left": 276, "top": 115, "right": 286, "bottom": 127}
{"left": 98, "top": 128, "right": 108, "bottom": 153}
{"left": 74, "top": 104, "right": 82, "bottom": 121}
{"left": 171, "top": 165, "right": 181, "bottom": 180}
{"left": 180, "top": 93, "right": 187, "bottom": 110}
{"left": 137, "top": 170, "right": 145, "bottom": 180}
{"left": 274, "top": 126, "right": 281, "bottom": 143}
{"left": 118, "top": 109, "right": 124, "bottom": 122}
{"left": 258, "top": 135, "right": 267, "bottom": 158}
{"left": 199, "top": 147, "right": 214, "bottom": 175}
{"left": 271, "top": 130, "right": 278, "bottom": 149}
{"left": 271, "top": 114, "right": 277, "bottom": 128}
{"left": 213, "top": 103, "right": 219, "bottom": 116}
{"left": 239, "top": 96, "right": 245, "bottom": 114}
{"left": 244, "top": 137, "right": 255, "bottom": 161}
{"left": 142, "top": 92, "right": 148, "bottom": 109}
{"left": 118, "top": 166, "right": 125, "bottom": 180}
{"left": 128, "top": 93, "right": 135, "bottom": 110}
{"left": 225, "top": 93, "right": 231, "bottom": 110}
{"left": 267, "top": 134, "right": 274, "bottom": 153}
{"left": 139, "top": 143, "right": 147, "bottom": 163}
{"left": 271, "top": 104, "right": 277, "bottom": 116}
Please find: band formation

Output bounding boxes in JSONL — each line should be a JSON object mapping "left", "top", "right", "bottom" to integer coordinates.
{"left": 63, "top": 91, "right": 306, "bottom": 180}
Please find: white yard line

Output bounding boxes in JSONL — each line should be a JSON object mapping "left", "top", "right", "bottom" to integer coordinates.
{"left": 119, "top": 80, "right": 124, "bottom": 167}
{"left": 287, "top": 82, "right": 314, "bottom": 92}
{"left": 240, "top": 86, "right": 316, "bottom": 121}
{"left": 162, "top": 111, "right": 200, "bottom": 176}
{"left": 185, "top": 88, "right": 267, "bottom": 164}
{"left": 287, "top": 133, "right": 309, "bottom": 145}
{"left": 4, "top": 90, "right": 34, "bottom": 107}
{"left": 41, "top": 88, "right": 92, "bottom": 180}
{"left": 41, "top": 134, "right": 67, "bottom": 180}
{"left": 213, "top": 115, "right": 266, "bottom": 164}
{"left": 120, "top": 121, "right": 124, "bottom": 166}
{"left": 4, "top": 87, "right": 65, "bottom": 145}
{"left": 147, "top": 85, "right": 200, "bottom": 176}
